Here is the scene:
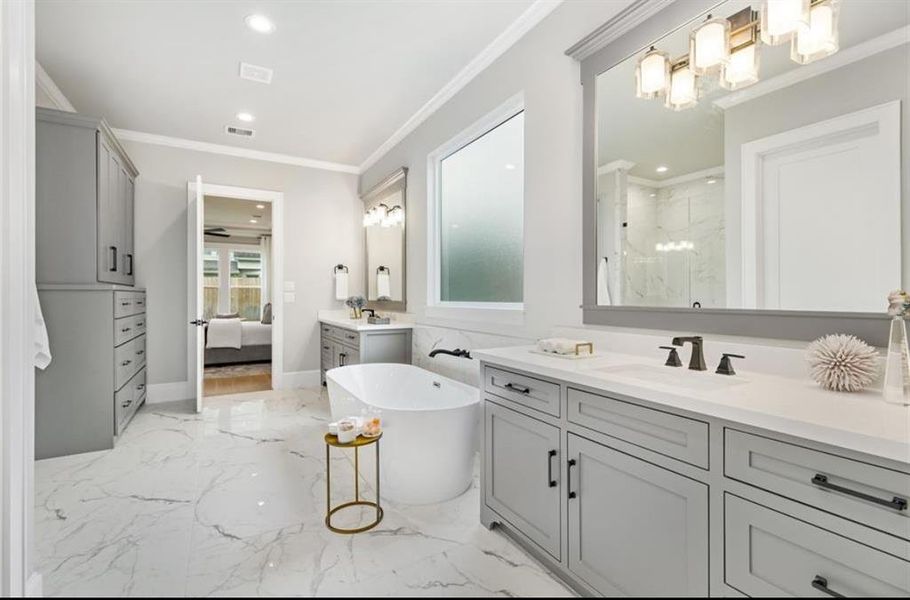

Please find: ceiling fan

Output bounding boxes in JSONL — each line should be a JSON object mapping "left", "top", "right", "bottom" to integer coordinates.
{"left": 204, "top": 227, "right": 230, "bottom": 238}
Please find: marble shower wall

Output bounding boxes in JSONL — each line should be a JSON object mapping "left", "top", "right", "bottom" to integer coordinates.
{"left": 622, "top": 176, "right": 725, "bottom": 308}
{"left": 412, "top": 325, "right": 533, "bottom": 386}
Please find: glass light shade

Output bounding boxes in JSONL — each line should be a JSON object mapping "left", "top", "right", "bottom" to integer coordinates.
{"left": 688, "top": 17, "right": 730, "bottom": 75}
{"left": 721, "top": 42, "right": 760, "bottom": 89}
{"left": 760, "top": 0, "right": 810, "bottom": 45}
{"left": 791, "top": 0, "right": 839, "bottom": 64}
{"left": 665, "top": 65, "right": 699, "bottom": 111}
{"left": 635, "top": 48, "right": 670, "bottom": 99}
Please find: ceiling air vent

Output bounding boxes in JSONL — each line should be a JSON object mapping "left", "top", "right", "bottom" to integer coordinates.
{"left": 225, "top": 125, "right": 255, "bottom": 138}
{"left": 239, "top": 62, "right": 273, "bottom": 84}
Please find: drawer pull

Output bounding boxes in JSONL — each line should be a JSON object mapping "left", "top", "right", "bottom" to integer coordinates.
{"left": 547, "top": 449, "right": 557, "bottom": 488}
{"left": 136, "top": 321, "right": 145, "bottom": 327}
{"left": 346, "top": 334, "right": 356, "bottom": 340}
{"left": 121, "top": 359, "right": 132, "bottom": 366}
{"left": 504, "top": 382, "right": 530, "bottom": 395}
{"left": 811, "top": 576, "right": 845, "bottom": 598}
{"left": 323, "top": 345, "right": 330, "bottom": 350}
{"left": 136, "top": 350, "right": 145, "bottom": 356}
{"left": 567, "top": 458, "right": 577, "bottom": 499}
{"left": 811, "top": 474, "right": 908, "bottom": 511}
{"left": 121, "top": 327, "right": 132, "bottom": 333}
{"left": 137, "top": 384, "right": 145, "bottom": 391}
{"left": 121, "top": 400, "right": 132, "bottom": 408}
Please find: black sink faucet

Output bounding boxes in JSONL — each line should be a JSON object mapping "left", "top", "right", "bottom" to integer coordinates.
{"left": 671, "top": 336, "right": 706, "bottom": 371}
{"left": 429, "top": 348, "right": 472, "bottom": 360}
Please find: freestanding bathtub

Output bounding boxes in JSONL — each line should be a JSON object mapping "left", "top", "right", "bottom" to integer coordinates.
{"left": 326, "top": 363, "right": 479, "bottom": 505}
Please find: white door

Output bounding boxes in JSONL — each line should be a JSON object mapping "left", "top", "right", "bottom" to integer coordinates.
{"left": 187, "top": 175, "right": 205, "bottom": 412}
{"left": 741, "top": 101, "right": 901, "bottom": 311}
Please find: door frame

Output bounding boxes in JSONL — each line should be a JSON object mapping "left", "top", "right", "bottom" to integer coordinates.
{"left": 185, "top": 182, "right": 285, "bottom": 405}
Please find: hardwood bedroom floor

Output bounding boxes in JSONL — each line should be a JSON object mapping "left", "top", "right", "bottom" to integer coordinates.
{"left": 204, "top": 362, "right": 271, "bottom": 396}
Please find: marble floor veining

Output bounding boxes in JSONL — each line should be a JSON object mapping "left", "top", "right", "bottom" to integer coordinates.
{"left": 35, "top": 387, "right": 573, "bottom": 597}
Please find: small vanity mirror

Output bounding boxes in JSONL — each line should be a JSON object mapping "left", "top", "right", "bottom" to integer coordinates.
{"left": 363, "top": 167, "right": 407, "bottom": 310}
{"left": 594, "top": 0, "right": 908, "bottom": 313}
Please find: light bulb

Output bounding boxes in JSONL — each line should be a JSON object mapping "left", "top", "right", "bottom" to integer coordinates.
{"left": 721, "top": 42, "right": 760, "bottom": 89}
{"left": 761, "top": 0, "right": 809, "bottom": 46}
{"left": 689, "top": 16, "right": 730, "bottom": 75}
{"left": 791, "top": 0, "right": 839, "bottom": 64}
{"left": 666, "top": 63, "right": 699, "bottom": 111}
{"left": 635, "top": 47, "right": 670, "bottom": 99}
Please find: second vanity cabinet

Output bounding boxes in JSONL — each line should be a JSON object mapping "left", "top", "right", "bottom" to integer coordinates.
{"left": 479, "top": 360, "right": 910, "bottom": 598}
{"left": 319, "top": 320, "right": 411, "bottom": 384}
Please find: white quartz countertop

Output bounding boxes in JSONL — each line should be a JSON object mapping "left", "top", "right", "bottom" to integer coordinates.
{"left": 319, "top": 314, "right": 413, "bottom": 332}
{"left": 473, "top": 346, "right": 910, "bottom": 465}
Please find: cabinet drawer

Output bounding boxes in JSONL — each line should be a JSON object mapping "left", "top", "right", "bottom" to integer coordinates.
{"left": 115, "top": 368, "right": 146, "bottom": 433}
{"left": 338, "top": 329, "right": 359, "bottom": 348}
{"left": 133, "top": 335, "right": 146, "bottom": 368}
{"left": 114, "top": 313, "right": 145, "bottom": 346}
{"left": 568, "top": 387, "right": 709, "bottom": 469}
{"left": 113, "top": 291, "right": 140, "bottom": 318}
{"left": 725, "top": 429, "right": 910, "bottom": 540}
{"left": 484, "top": 366, "right": 560, "bottom": 417}
{"left": 114, "top": 336, "right": 143, "bottom": 390}
{"left": 133, "top": 293, "right": 146, "bottom": 312}
{"left": 725, "top": 494, "right": 910, "bottom": 597}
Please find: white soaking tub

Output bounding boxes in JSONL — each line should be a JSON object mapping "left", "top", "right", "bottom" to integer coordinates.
{"left": 326, "top": 363, "right": 479, "bottom": 505}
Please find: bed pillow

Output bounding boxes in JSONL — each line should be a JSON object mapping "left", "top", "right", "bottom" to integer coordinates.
{"left": 216, "top": 312, "right": 240, "bottom": 319}
{"left": 261, "top": 303, "right": 272, "bottom": 324}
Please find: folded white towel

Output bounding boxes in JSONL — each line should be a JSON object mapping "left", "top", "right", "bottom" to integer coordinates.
{"left": 334, "top": 271, "right": 349, "bottom": 300}
{"left": 377, "top": 271, "right": 391, "bottom": 300}
{"left": 597, "top": 258, "right": 612, "bottom": 306}
{"left": 537, "top": 337, "right": 592, "bottom": 355}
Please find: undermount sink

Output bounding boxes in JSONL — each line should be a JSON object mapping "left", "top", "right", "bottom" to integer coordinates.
{"left": 591, "top": 363, "right": 747, "bottom": 392}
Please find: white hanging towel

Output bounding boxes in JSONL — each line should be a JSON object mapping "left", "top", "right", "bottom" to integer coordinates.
{"left": 597, "top": 257, "right": 612, "bottom": 306}
{"left": 34, "top": 286, "right": 52, "bottom": 369}
{"left": 376, "top": 270, "right": 391, "bottom": 300}
{"left": 334, "top": 270, "right": 349, "bottom": 300}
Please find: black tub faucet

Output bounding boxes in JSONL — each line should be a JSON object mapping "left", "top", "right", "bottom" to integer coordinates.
{"left": 429, "top": 348, "right": 472, "bottom": 360}
{"left": 671, "top": 336, "right": 706, "bottom": 371}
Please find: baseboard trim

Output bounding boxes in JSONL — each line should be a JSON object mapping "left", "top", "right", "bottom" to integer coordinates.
{"left": 146, "top": 381, "right": 193, "bottom": 404}
{"left": 282, "top": 369, "right": 321, "bottom": 390}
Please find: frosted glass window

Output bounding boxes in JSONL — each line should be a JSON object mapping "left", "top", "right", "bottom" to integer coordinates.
{"left": 439, "top": 111, "right": 524, "bottom": 303}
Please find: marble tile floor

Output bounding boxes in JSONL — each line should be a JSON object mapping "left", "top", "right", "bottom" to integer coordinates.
{"left": 35, "top": 387, "right": 574, "bottom": 597}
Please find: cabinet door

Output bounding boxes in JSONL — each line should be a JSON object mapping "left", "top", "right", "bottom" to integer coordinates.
{"left": 96, "top": 137, "right": 120, "bottom": 283}
{"left": 122, "top": 174, "right": 135, "bottom": 284}
{"left": 567, "top": 433, "right": 708, "bottom": 596}
{"left": 338, "top": 345, "right": 359, "bottom": 366}
{"left": 484, "top": 401, "right": 561, "bottom": 559}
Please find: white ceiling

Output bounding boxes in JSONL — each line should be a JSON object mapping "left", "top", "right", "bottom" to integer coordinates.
{"left": 204, "top": 195, "right": 271, "bottom": 241}
{"left": 36, "top": 0, "right": 537, "bottom": 168}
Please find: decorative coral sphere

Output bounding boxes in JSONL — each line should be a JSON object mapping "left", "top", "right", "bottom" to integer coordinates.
{"left": 806, "top": 334, "right": 880, "bottom": 392}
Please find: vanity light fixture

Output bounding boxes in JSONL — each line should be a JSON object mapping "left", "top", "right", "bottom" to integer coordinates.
{"left": 760, "top": 0, "right": 809, "bottom": 45}
{"left": 245, "top": 14, "right": 276, "bottom": 34}
{"left": 722, "top": 8, "right": 761, "bottom": 89}
{"left": 688, "top": 15, "right": 731, "bottom": 75}
{"left": 665, "top": 58, "right": 699, "bottom": 111}
{"left": 635, "top": 46, "right": 670, "bottom": 99}
{"left": 791, "top": 0, "right": 839, "bottom": 64}
{"left": 363, "top": 203, "right": 404, "bottom": 227}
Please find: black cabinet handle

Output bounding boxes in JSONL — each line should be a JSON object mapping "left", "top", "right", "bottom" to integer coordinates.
{"left": 547, "top": 450, "right": 557, "bottom": 488}
{"left": 811, "top": 474, "right": 908, "bottom": 511}
{"left": 109, "top": 246, "right": 118, "bottom": 272}
{"left": 504, "top": 382, "right": 530, "bottom": 395}
{"left": 567, "top": 458, "right": 577, "bottom": 499}
{"left": 126, "top": 253, "right": 134, "bottom": 276}
{"left": 121, "top": 359, "right": 132, "bottom": 366}
{"left": 121, "top": 327, "right": 131, "bottom": 333}
{"left": 136, "top": 349, "right": 145, "bottom": 356}
{"left": 339, "top": 353, "right": 346, "bottom": 366}
{"left": 811, "top": 576, "right": 845, "bottom": 598}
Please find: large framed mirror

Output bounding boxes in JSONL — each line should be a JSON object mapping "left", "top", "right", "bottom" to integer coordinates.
{"left": 574, "top": 0, "right": 908, "bottom": 344}
{"left": 362, "top": 167, "right": 407, "bottom": 312}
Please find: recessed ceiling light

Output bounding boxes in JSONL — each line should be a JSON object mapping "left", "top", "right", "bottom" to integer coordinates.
{"left": 656, "top": 165, "right": 669, "bottom": 173}
{"left": 245, "top": 14, "right": 275, "bottom": 34}
{"left": 249, "top": 219, "right": 258, "bottom": 224}
{"left": 236, "top": 112, "right": 255, "bottom": 123}
{"left": 649, "top": 193, "right": 656, "bottom": 197}
{"left": 504, "top": 163, "right": 516, "bottom": 170}
{"left": 706, "top": 178, "right": 717, "bottom": 184}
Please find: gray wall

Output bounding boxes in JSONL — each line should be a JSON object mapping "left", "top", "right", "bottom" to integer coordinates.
{"left": 125, "top": 141, "right": 363, "bottom": 385}
{"left": 724, "top": 46, "right": 910, "bottom": 302}
{"left": 361, "top": 1, "right": 631, "bottom": 343}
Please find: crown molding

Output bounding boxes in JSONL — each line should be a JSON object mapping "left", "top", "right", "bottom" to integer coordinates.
{"left": 358, "top": 0, "right": 563, "bottom": 174}
{"left": 35, "top": 61, "right": 76, "bottom": 112}
{"left": 564, "top": 0, "right": 675, "bottom": 61}
{"left": 714, "top": 25, "right": 910, "bottom": 110}
{"left": 112, "top": 128, "right": 360, "bottom": 174}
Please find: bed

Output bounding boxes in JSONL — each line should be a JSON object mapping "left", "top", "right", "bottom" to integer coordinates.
{"left": 204, "top": 318, "right": 272, "bottom": 366}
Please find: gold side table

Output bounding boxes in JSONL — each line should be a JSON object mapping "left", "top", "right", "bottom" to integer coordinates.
{"left": 324, "top": 432, "right": 383, "bottom": 534}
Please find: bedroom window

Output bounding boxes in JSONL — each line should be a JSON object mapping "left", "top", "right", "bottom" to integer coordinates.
{"left": 203, "top": 248, "right": 220, "bottom": 320}
{"left": 229, "top": 250, "right": 262, "bottom": 320}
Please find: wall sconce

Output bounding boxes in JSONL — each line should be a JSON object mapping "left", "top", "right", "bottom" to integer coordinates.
{"left": 665, "top": 58, "right": 699, "bottom": 111}
{"left": 760, "top": 0, "right": 810, "bottom": 45}
{"left": 635, "top": 46, "right": 670, "bottom": 99}
{"left": 722, "top": 8, "right": 761, "bottom": 89}
{"left": 791, "top": 0, "right": 839, "bottom": 64}
{"left": 363, "top": 203, "right": 404, "bottom": 227}
{"left": 688, "top": 15, "right": 730, "bottom": 75}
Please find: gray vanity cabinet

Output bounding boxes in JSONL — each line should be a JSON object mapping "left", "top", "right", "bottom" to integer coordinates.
{"left": 37, "top": 107, "right": 137, "bottom": 286}
{"left": 483, "top": 402, "right": 562, "bottom": 560}
{"left": 319, "top": 321, "right": 411, "bottom": 384}
{"left": 566, "top": 433, "right": 709, "bottom": 596}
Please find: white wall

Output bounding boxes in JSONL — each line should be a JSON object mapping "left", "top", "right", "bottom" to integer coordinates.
{"left": 123, "top": 141, "right": 363, "bottom": 386}
{"left": 361, "top": 1, "right": 632, "bottom": 373}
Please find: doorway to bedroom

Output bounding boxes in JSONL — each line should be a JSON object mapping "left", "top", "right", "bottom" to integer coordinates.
{"left": 202, "top": 194, "right": 274, "bottom": 396}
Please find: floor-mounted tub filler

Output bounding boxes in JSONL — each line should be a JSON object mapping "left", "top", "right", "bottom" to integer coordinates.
{"left": 327, "top": 363, "right": 479, "bottom": 504}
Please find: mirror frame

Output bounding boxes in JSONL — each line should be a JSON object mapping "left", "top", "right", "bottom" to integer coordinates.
{"left": 362, "top": 166, "right": 408, "bottom": 313}
{"left": 569, "top": 0, "right": 889, "bottom": 345}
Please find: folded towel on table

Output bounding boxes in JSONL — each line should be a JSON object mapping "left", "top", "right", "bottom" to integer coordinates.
{"left": 537, "top": 337, "right": 593, "bottom": 355}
